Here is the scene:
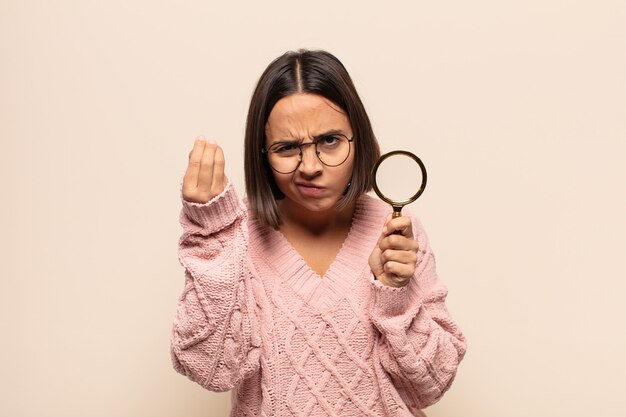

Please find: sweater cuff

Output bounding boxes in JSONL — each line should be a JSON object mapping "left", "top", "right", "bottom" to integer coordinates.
{"left": 181, "top": 182, "right": 245, "bottom": 234}
{"left": 370, "top": 278, "right": 412, "bottom": 318}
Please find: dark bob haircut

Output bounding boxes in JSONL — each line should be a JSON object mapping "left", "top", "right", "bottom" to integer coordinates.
{"left": 244, "top": 49, "right": 381, "bottom": 229}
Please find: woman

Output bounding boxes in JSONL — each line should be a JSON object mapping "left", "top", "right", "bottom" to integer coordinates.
{"left": 171, "top": 49, "right": 466, "bottom": 416}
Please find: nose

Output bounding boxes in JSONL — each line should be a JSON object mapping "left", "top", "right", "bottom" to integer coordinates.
{"left": 297, "top": 143, "right": 323, "bottom": 176}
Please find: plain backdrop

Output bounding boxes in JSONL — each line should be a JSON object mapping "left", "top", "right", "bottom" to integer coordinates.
{"left": 1, "top": 1, "right": 625, "bottom": 416}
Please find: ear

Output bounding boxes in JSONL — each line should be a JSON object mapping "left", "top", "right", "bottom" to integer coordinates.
{"left": 342, "top": 180, "right": 352, "bottom": 196}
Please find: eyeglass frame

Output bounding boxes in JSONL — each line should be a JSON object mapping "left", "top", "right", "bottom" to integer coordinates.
{"left": 261, "top": 134, "right": 355, "bottom": 174}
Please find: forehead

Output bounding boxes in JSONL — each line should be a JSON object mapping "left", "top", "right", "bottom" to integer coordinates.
{"left": 265, "top": 93, "right": 350, "bottom": 140}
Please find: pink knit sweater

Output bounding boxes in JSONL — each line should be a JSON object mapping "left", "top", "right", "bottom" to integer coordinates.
{"left": 171, "top": 182, "right": 466, "bottom": 416}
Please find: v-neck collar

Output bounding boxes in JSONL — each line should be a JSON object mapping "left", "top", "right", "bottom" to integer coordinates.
{"left": 248, "top": 195, "right": 386, "bottom": 311}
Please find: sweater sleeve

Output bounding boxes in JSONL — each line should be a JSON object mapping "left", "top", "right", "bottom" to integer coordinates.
{"left": 369, "top": 218, "right": 467, "bottom": 410}
{"left": 170, "top": 181, "right": 261, "bottom": 391}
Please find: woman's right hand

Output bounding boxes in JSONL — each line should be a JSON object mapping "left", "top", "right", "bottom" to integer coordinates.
{"left": 182, "top": 136, "right": 228, "bottom": 204}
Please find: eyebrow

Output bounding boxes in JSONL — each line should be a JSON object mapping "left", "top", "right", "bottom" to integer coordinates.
{"left": 312, "top": 129, "right": 346, "bottom": 140}
{"left": 273, "top": 129, "right": 347, "bottom": 143}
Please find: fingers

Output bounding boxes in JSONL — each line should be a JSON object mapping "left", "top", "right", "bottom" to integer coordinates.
{"left": 183, "top": 136, "right": 207, "bottom": 191}
{"left": 379, "top": 215, "right": 418, "bottom": 253}
{"left": 182, "top": 136, "right": 227, "bottom": 204}
{"left": 212, "top": 145, "right": 227, "bottom": 195}
{"left": 378, "top": 233, "right": 419, "bottom": 253}
{"left": 380, "top": 245, "right": 418, "bottom": 266}
{"left": 373, "top": 214, "right": 420, "bottom": 286}
{"left": 378, "top": 240, "right": 418, "bottom": 281}
{"left": 382, "top": 215, "right": 414, "bottom": 239}
{"left": 198, "top": 140, "right": 217, "bottom": 195}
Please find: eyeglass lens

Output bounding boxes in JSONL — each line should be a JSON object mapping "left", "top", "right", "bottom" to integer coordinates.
{"left": 267, "top": 135, "right": 352, "bottom": 174}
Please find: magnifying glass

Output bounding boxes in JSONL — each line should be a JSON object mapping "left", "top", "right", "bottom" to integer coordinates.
{"left": 371, "top": 150, "right": 427, "bottom": 217}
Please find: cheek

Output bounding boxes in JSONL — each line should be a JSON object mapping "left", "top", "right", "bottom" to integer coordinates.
{"left": 272, "top": 172, "right": 292, "bottom": 192}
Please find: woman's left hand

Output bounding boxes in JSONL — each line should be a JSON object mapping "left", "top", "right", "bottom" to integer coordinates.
{"left": 369, "top": 214, "right": 419, "bottom": 287}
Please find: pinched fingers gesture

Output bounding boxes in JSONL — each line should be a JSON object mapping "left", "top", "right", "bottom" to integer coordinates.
{"left": 182, "top": 136, "right": 228, "bottom": 204}
{"left": 368, "top": 214, "right": 419, "bottom": 287}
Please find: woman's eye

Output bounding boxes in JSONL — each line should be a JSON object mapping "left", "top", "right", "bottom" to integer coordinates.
{"left": 273, "top": 143, "right": 298, "bottom": 154}
{"left": 320, "top": 136, "right": 339, "bottom": 146}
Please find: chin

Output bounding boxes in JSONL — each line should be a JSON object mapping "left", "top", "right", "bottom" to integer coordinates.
{"left": 297, "top": 199, "right": 339, "bottom": 213}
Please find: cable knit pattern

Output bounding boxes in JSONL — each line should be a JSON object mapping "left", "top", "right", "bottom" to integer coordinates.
{"left": 171, "top": 182, "right": 466, "bottom": 416}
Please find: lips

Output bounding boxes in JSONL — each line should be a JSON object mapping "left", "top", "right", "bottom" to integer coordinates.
{"left": 296, "top": 182, "right": 325, "bottom": 197}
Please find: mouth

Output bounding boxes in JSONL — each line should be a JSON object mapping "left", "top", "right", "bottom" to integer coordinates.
{"left": 296, "top": 183, "right": 325, "bottom": 197}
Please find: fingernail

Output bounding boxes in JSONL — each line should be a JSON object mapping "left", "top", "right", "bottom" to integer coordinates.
{"left": 207, "top": 139, "right": 217, "bottom": 145}
{"left": 196, "top": 135, "right": 206, "bottom": 142}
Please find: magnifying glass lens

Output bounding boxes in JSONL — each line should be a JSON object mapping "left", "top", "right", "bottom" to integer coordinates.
{"left": 374, "top": 154, "right": 425, "bottom": 202}
{"left": 371, "top": 150, "right": 427, "bottom": 217}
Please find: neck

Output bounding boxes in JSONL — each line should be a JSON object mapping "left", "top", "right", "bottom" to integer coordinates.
{"left": 278, "top": 199, "right": 357, "bottom": 235}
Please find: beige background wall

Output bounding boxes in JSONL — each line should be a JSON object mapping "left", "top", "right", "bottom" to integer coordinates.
{"left": 2, "top": 1, "right": 625, "bottom": 416}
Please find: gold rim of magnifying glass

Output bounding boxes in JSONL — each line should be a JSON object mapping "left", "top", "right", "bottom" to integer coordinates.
{"left": 371, "top": 150, "right": 427, "bottom": 213}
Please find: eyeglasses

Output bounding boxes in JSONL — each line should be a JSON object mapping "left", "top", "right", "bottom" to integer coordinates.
{"left": 262, "top": 133, "right": 354, "bottom": 174}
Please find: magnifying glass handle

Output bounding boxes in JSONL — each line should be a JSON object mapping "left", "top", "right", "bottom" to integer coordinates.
{"left": 390, "top": 206, "right": 404, "bottom": 235}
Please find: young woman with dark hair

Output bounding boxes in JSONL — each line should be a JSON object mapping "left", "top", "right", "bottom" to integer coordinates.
{"left": 171, "top": 49, "right": 466, "bottom": 416}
